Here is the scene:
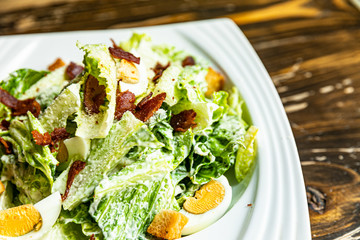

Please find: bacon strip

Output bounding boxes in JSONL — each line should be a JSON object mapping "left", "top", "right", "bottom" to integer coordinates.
{"left": 152, "top": 62, "right": 170, "bottom": 83}
{"left": 136, "top": 92, "right": 152, "bottom": 111}
{"left": 0, "top": 88, "right": 41, "bottom": 117}
{"left": 114, "top": 90, "right": 136, "bottom": 120}
{"left": 61, "top": 160, "right": 86, "bottom": 201}
{"left": 66, "top": 62, "right": 84, "bottom": 80}
{"left": 170, "top": 110, "right": 197, "bottom": 132}
{"left": 31, "top": 130, "right": 52, "bottom": 146}
{"left": 108, "top": 47, "right": 140, "bottom": 64}
{"left": 0, "top": 120, "right": 10, "bottom": 131}
{"left": 48, "top": 58, "right": 66, "bottom": 71}
{"left": 182, "top": 56, "right": 195, "bottom": 67}
{"left": 84, "top": 75, "right": 106, "bottom": 115}
{"left": 134, "top": 93, "right": 166, "bottom": 122}
{"left": 51, "top": 128, "right": 70, "bottom": 144}
{"left": 32, "top": 128, "right": 69, "bottom": 153}
{"left": 0, "top": 137, "right": 12, "bottom": 154}
{"left": 110, "top": 38, "right": 121, "bottom": 49}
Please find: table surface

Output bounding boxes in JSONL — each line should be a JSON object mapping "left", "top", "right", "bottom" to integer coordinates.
{"left": 1, "top": 0, "right": 360, "bottom": 239}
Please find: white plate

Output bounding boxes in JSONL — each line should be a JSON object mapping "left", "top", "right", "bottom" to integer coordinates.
{"left": 0, "top": 18, "right": 311, "bottom": 240}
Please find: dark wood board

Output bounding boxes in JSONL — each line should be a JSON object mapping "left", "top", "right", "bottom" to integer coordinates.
{"left": 1, "top": 0, "right": 360, "bottom": 238}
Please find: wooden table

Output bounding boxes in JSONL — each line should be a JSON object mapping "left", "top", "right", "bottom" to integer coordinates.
{"left": 1, "top": 0, "right": 360, "bottom": 239}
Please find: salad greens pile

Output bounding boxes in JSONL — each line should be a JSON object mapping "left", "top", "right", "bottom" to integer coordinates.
{"left": 0, "top": 33, "right": 257, "bottom": 239}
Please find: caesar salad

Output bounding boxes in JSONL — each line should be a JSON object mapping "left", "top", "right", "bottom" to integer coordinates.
{"left": 0, "top": 33, "right": 257, "bottom": 240}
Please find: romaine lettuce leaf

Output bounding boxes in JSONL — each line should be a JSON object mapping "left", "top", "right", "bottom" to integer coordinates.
{"left": 63, "top": 112, "right": 163, "bottom": 210}
{"left": 19, "top": 66, "right": 69, "bottom": 109}
{"left": 90, "top": 150, "right": 176, "bottom": 240}
{"left": 41, "top": 222, "right": 88, "bottom": 240}
{"left": 0, "top": 68, "right": 48, "bottom": 98}
{"left": 0, "top": 180, "right": 15, "bottom": 210}
{"left": 1, "top": 159, "right": 51, "bottom": 204}
{"left": 235, "top": 126, "right": 258, "bottom": 182}
{"left": 120, "top": 33, "right": 151, "bottom": 52}
{"left": 40, "top": 83, "right": 81, "bottom": 133}
{"left": 75, "top": 42, "right": 117, "bottom": 139}
{"left": 7, "top": 112, "right": 58, "bottom": 186}
{"left": 0, "top": 68, "right": 48, "bottom": 122}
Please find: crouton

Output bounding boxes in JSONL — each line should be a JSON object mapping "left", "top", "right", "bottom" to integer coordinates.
{"left": 0, "top": 204, "right": 42, "bottom": 237}
{"left": 147, "top": 209, "right": 188, "bottom": 239}
{"left": 183, "top": 179, "right": 225, "bottom": 214}
{"left": 205, "top": 67, "right": 225, "bottom": 97}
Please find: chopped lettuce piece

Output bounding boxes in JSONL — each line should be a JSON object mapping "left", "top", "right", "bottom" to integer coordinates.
{"left": 0, "top": 68, "right": 48, "bottom": 98}
{"left": 75, "top": 43, "right": 117, "bottom": 139}
{"left": 235, "top": 126, "right": 258, "bottom": 182}
{"left": 63, "top": 112, "right": 162, "bottom": 210}
{"left": 153, "top": 66, "right": 182, "bottom": 106}
{"left": 42, "top": 222, "right": 88, "bottom": 240}
{"left": 19, "top": 66, "right": 68, "bottom": 109}
{"left": 0, "top": 181, "right": 15, "bottom": 210}
{"left": 40, "top": 83, "right": 81, "bottom": 132}
{"left": 90, "top": 150, "right": 176, "bottom": 240}
{"left": 120, "top": 33, "right": 151, "bottom": 52}
{"left": 7, "top": 112, "right": 57, "bottom": 186}
{"left": 1, "top": 159, "right": 51, "bottom": 204}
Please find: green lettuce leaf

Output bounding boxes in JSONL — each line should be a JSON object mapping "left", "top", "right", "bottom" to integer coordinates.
{"left": 235, "top": 126, "right": 258, "bottom": 182}
{"left": 19, "top": 66, "right": 68, "bottom": 109}
{"left": 120, "top": 33, "right": 151, "bottom": 52}
{"left": 0, "top": 68, "right": 48, "bottom": 98}
{"left": 90, "top": 150, "right": 176, "bottom": 240}
{"left": 40, "top": 83, "right": 81, "bottom": 133}
{"left": 75, "top": 42, "right": 117, "bottom": 139}
{"left": 1, "top": 158, "right": 51, "bottom": 204}
{"left": 7, "top": 112, "right": 57, "bottom": 186}
{"left": 63, "top": 112, "right": 162, "bottom": 210}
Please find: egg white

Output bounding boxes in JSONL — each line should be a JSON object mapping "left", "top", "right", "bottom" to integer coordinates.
{"left": 119, "top": 50, "right": 148, "bottom": 97}
{"left": 180, "top": 176, "right": 232, "bottom": 236}
{"left": 0, "top": 192, "right": 62, "bottom": 240}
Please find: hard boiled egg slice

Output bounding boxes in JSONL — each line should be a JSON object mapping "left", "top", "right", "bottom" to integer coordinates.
{"left": 0, "top": 191, "right": 62, "bottom": 240}
{"left": 180, "top": 176, "right": 232, "bottom": 236}
{"left": 118, "top": 50, "right": 148, "bottom": 96}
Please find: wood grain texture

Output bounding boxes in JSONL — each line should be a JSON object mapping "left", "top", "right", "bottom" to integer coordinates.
{"left": 1, "top": 0, "right": 360, "bottom": 239}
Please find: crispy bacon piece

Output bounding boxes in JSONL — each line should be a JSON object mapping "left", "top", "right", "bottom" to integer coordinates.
{"left": 134, "top": 93, "right": 166, "bottom": 122}
{"left": 0, "top": 137, "right": 12, "bottom": 154}
{"left": 152, "top": 62, "right": 170, "bottom": 83}
{"left": 110, "top": 38, "right": 121, "bottom": 49}
{"left": 31, "top": 130, "right": 52, "bottom": 146}
{"left": 170, "top": 110, "right": 197, "bottom": 132}
{"left": 114, "top": 90, "right": 136, "bottom": 120}
{"left": 0, "top": 120, "right": 10, "bottom": 131}
{"left": 0, "top": 88, "right": 41, "bottom": 117}
{"left": 84, "top": 75, "right": 106, "bottom": 115}
{"left": 62, "top": 160, "right": 86, "bottom": 201}
{"left": 90, "top": 234, "right": 96, "bottom": 240}
{"left": 136, "top": 92, "right": 152, "bottom": 111}
{"left": 108, "top": 47, "right": 140, "bottom": 64}
{"left": 51, "top": 128, "right": 70, "bottom": 144}
{"left": 48, "top": 58, "right": 66, "bottom": 71}
{"left": 182, "top": 56, "right": 195, "bottom": 67}
{"left": 66, "top": 62, "right": 84, "bottom": 80}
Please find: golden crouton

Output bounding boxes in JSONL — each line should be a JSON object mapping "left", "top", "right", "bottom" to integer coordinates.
{"left": 205, "top": 67, "right": 225, "bottom": 97}
{"left": 117, "top": 59, "right": 140, "bottom": 84}
{"left": 183, "top": 179, "right": 225, "bottom": 214}
{"left": 147, "top": 209, "right": 188, "bottom": 240}
{"left": 0, "top": 181, "right": 4, "bottom": 195}
{"left": 0, "top": 204, "right": 42, "bottom": 237}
